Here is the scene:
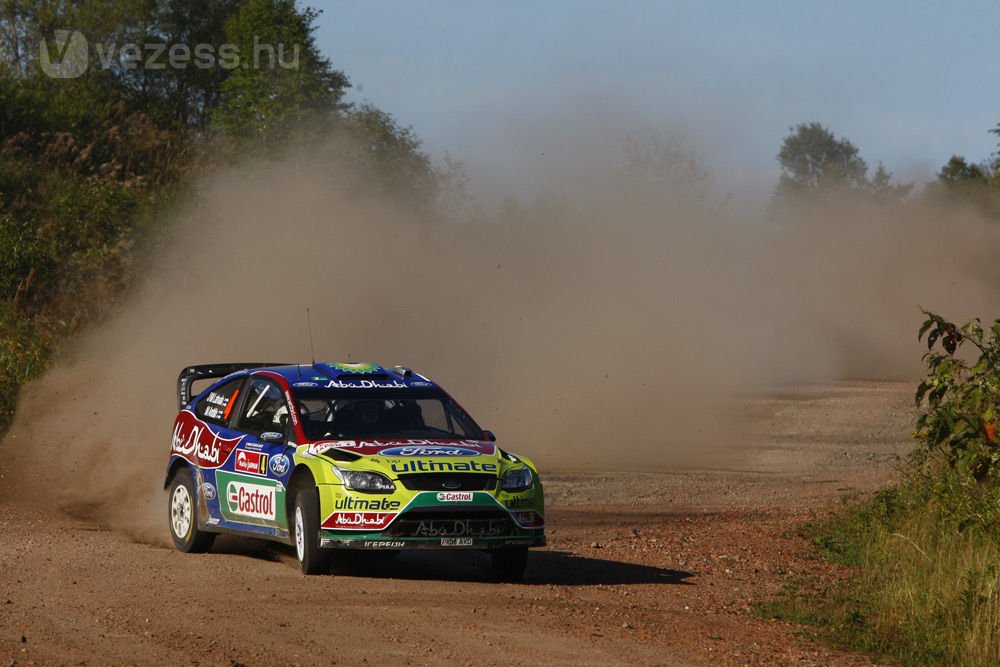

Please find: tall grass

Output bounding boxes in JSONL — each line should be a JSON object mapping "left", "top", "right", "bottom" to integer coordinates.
{"left": 764, "top": 463, "right": 1000, "bottom": 666}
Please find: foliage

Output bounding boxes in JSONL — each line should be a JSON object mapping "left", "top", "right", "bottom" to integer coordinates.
{"left": 760, "top": 465, "right": 1000, "bottom": 666}
{"left": 759, "top": 311, "right": 1000, "bottom": 665}
{"left": 932, "top": 155, "right": 1000, "bottom": 219}
{"left": 774, "top": 122, "right": 911, "bottom": 206}
{"left": 333, "top": 103, "right": 436, "bottom": 208}
{"left": 211, "top": 0, "right": 349, "bottom": 145}
{"left": 619, "top": 130, "right": 713, "bottom": 202}
{"left": 939, "top": 155, "right": 989, "bottom": 185}
{"left": 0, "top": 1, "right": 445, "bottom": 435}
{"left": 916, "top": 310, "right": 1000, "bottom": 491}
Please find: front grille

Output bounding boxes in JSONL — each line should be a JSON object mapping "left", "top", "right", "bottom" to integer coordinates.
{"left": 397, "top": 473, "right": 497, "bottom": 491}
{"left": 386, "top": 509, "right": 512, "bottom": 538}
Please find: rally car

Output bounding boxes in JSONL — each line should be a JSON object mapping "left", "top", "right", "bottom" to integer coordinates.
{"left": 165, "top": 362, "right": 545, "bottom": 579}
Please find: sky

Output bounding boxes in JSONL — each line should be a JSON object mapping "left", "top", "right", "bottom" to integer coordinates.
{"left": 316, "top": 1, "right": 1000, "bottom": 195}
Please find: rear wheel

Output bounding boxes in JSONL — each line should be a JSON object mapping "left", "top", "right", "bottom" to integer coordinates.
{"left": 168, "top": 469, "right": 216, "bottom": 553}
{"left": 491, "top": 547, "right": 528, "bottom": 582}
{"left": 293, "top": 488, "right": 330, "bottom": 575}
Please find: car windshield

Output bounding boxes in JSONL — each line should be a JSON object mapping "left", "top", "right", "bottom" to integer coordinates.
{"left": 291, "top": 389, "right": 484, "bottom": 441}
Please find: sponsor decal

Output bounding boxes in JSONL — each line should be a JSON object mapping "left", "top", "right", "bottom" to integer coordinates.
{"left": 292, "top": 381, "right": 318, "bottom": 387}
{"left": 441, "top": 537, "right": 473, "bottom": 547}
{"left": 234, "top": 450, "right": 268, "bottom": 475}
{"left": 361, "top": 540, "right": 405, "bottom": 549}
{"left": 171, "top": 412, "right": 243, "bottom": 468}
{"left": 381, "top": 446, "right": 479, "bottom": 458}
{"left": 201, "top": 390, "right": 233, "bottom": 420}
{"left": 307, "top": 438, "right": 496, "bottom": 458}
{"left": 328, "top": 362, "right": 380, "bottom": 373}
{"left": 334, "top": 496, "right": 401, "bottom": 511}
{"left": 324, "top": 379, "right": 407, "bottom": 389}
{"left": 269, "top": 454, "right": 290, "bottom": 476}
{"left": 200, "top": 483, "right": 217, "bottom": 500}
{"left": 436, "top": 491, "right": 473, "bottom": 502}
{"left": 283, "top": 390, "right": 299, "bottom": 426}
{"left": 225, "top": 481, "right": 276, "bottom": 520}
{"left": 321, "top": 512, "right": 397, "bottom": 530}
{"left": 308, "top": 441, "right": 351, "bottom": 456}
{"left": 413, "top": 519, "right": 508, "bottom": 538}
{"left": 503, "top": 497, "right": 534, "bottom": 509}
{"left": 411, "top": 381, "right": 433, "bottom": 387}
{"left": 390, "top": 460, "right": 497, "bottom": 474}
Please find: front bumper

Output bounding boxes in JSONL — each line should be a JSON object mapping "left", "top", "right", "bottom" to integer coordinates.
{"left": 318, "top": 489, "right": 545, "bottom": 550}
{"left": 319, "top": 533, "right": 546, "bottom": 550}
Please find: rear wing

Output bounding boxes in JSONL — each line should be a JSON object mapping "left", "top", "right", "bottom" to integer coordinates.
{"left": 177, "top": 363, "right": 288, "bottom": 410}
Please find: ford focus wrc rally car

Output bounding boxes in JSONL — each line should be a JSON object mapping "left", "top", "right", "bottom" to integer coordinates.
{"left": 165, "top": 362, "right": 545, "bottom": 579}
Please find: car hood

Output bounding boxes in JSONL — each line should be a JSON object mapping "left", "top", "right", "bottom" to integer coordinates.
{"left": 305, "top": 438, "right": 502, "bottom": 470}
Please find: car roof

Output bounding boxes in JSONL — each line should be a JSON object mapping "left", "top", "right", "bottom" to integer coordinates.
{"left": 256, "top": 362, "right": 440, "bottom": 391}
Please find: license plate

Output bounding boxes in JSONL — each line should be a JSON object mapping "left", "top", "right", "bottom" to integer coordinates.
{"left": 441, "top": 537, "right": 473, "bottom": 547}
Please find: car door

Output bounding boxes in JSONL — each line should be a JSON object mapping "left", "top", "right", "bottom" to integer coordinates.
{"left": 218, "top": 376, "right": 293, "bottom": 534}
{"left": 185, "top": 376, "right": 248, "bottom": 528}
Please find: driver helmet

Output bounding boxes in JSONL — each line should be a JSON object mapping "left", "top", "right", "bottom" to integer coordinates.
{"left": 358, "top": 400, "right": 383, "bottom": 426}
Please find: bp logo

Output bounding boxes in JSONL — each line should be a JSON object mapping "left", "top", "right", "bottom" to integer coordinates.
{"left": 328, "top": 362, "right": 380, "bottom": 373}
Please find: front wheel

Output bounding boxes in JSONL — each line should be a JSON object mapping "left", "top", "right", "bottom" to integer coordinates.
{"left": 293, "top": 488, "right": 330, "bottom": 575}
{"left": 491, "top": 547, "right": 528, "bottom": 582}
{"left": 168, "top": 468, "right": 216, "bottom": 553}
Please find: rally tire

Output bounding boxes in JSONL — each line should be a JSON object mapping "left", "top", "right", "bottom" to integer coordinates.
{"left": 168, "top": 468, "right": 216, "bottom": 553}
{"left": 491, "top": 547, "right": 528, "bottom": 582}
{"left": 293, "top": 488, "right": 330, "bottom": 575}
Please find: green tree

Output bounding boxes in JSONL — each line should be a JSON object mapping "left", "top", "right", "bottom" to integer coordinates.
{"left": 334, "top": 103, "right": 435, "bottom": 206}
{"left": 938, "top": 155, "right": 987, "bottom": 185}
{"left": 930, "top": 155, "right": 1000, "bottom": 218}
{"left": 127, "top": 0, "right": 242, "bottom": 128}
{"left": 774, "top": 122, "right": 911, "bottom": 205}
{"left": 212, "top": 0, "right": 348, "bottom": 145}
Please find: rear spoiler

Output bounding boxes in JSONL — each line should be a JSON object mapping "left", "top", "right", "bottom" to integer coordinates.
{"left": 177, "top": 363, "right": 288, "bottom": 410}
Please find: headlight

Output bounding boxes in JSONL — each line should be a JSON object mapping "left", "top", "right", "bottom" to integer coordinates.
{"left": 332, "top": 467, "right": 395, "bottom": 493}
{"left": 501, "top": 467, "right": 533, "bottom": 492}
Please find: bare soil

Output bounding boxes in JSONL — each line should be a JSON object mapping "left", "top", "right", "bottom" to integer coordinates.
{"left": 0, "top": 381, "right": 914, "bottom": 666}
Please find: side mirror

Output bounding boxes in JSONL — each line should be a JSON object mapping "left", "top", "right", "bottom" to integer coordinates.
{"left": 259, "top": 431, "right": 284, "bottom": 443}
{"left": 482, "top": 430, "right": 496, "bottom": 442}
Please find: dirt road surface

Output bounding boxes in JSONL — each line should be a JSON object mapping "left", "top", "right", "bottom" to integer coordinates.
{"left": 0, "top": 381, "right": 914, "bottom": 666}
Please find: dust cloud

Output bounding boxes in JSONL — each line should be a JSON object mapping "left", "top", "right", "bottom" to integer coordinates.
{"left": 2, "top": 127, "right": 1000, "bottom": 542}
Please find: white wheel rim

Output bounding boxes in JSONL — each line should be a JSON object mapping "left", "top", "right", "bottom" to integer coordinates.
{"left": 171, "top": 484, "right": 192, "bottom": 539}
{"left": 295, "top": 505, "right": 305, "bottom": 562}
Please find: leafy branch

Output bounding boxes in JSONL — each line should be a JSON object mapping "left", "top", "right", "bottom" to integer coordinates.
{"left": 916, "top": 309, "right": 1000, "bottom": 485}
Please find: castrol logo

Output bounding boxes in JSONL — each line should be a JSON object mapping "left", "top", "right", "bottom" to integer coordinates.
{"left": 226, "top": 481, "right": 275, "bottom": 520}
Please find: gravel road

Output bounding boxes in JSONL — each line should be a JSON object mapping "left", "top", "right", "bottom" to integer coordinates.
{"left": 0, "top": 381, "right": 915, "bottom": 666}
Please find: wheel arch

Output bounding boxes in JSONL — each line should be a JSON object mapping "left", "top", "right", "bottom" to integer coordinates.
{"left": 164, "top": 456, "right": 192, "bottom": 489}
{"left": 286, "top": 464, "right": 317, "bottom": 526}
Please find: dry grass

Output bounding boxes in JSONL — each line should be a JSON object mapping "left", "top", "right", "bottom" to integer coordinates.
{"left": 761, "top": 469, "right": 1000, "bottom": 666}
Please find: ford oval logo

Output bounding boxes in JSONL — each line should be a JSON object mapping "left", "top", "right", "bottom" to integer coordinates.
{"left": 442, "top": 480, "right": 462, "bottom": 490}
{"left": 380, "top": 446, "right": 479, "bottom": 457}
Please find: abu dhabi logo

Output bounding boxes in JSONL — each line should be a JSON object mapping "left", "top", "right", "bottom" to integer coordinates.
{"left": 39, "top": 30, "right": 89, "bottom": 79}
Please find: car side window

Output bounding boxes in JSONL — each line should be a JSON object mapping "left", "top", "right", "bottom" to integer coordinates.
{"left": 194, "top": 378, "right": 244, "bottom": 426}
{"left": 236, "top": 378, "right": 288, "bottom": 435}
